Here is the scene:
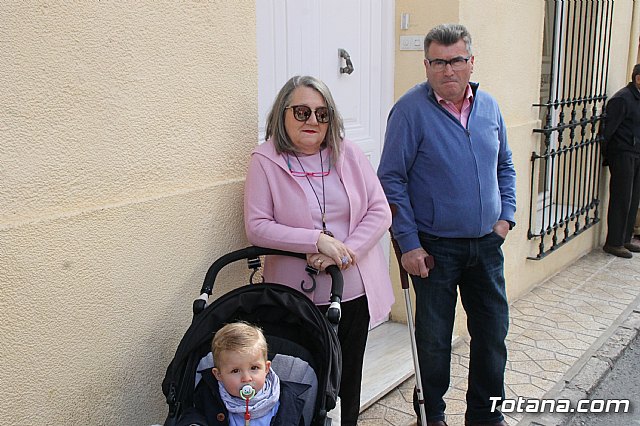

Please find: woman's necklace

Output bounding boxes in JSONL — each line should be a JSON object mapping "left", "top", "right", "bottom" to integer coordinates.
{"left": 291, "top": 150, "right": 334, "bottom": 238}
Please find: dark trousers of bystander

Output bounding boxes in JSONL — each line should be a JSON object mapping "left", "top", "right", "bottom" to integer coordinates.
{"left": 605, "top": 153, "right": 640, "bottom": 247}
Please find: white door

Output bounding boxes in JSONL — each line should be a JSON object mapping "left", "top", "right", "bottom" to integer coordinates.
{"left": 256, "top": 0, "right": 394, "bottom": 170}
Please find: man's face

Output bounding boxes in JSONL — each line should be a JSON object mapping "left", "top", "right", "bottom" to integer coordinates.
{"left": 634, "top": 74, "right": 640, "bottom": 90}
{"left": 424, "top": 39, "right": 474, "bottom": 104}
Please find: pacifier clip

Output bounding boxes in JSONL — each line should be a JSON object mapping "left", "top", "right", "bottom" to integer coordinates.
{"left": 240, "top": 384, "right": 256, "bottom": 426}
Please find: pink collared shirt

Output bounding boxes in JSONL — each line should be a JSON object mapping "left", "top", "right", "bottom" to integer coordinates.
{"left": 435, "top": 84, "right": 474, "bottom": 128}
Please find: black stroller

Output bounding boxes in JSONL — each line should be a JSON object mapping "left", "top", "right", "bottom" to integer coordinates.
{"left": 162, "top": 246, "right": 343, "bottom": 426}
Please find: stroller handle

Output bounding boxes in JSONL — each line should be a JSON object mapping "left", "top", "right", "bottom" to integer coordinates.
{"left": 197, "top": 246, "right": 344, "bottom": 319}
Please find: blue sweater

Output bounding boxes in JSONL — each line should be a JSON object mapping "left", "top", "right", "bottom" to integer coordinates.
{"left": 378, "top": 81, "right": 516, "bottom": 253}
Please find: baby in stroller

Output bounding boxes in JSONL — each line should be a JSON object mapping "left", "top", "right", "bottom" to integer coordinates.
{"left": 176, "top": 321, "right": 308, "bottom": 425}
{"left": 162, "top": 247, "right": 343, "bottom": 426}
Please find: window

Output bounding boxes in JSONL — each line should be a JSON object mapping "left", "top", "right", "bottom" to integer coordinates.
{"left": 528, "top": 0, "right": 613, "bottom": 259}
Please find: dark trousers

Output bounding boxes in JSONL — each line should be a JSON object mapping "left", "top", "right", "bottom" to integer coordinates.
{"left": 320, "top": 295, "right": 370, "bottom": 426}
{"left": 411, "top": 232, "right": 509, "bottom": 424}
{"left": 606, "top": 153, "right": 640, "bottom": 246}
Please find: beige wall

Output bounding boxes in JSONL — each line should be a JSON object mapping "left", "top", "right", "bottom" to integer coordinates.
{"left": 389, "top": 1, "right": 638, "bottom": 336}
{"left": 1, "top": 2, "right": 256, "bottom": 424}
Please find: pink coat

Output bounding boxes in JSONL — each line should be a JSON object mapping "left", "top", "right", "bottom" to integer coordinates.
{"left": 244, "top": 139, "right": 394, "bottom": 326}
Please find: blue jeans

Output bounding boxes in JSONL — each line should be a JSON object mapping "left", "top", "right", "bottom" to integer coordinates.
{"left": 411, "top": 231, "right": 509, "bottom": 423}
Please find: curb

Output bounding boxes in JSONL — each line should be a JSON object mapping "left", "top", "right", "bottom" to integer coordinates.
{"left": 518, "top": 296, "right": 640, "bottom": 426}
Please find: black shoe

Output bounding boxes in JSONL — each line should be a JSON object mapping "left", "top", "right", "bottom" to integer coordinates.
{"left": 624, "top": 241, "right": 640, "bottom": 252}
{"left": 603, "top": 244, "right": 633, "bottom": 258}
{"left": 416, "top": 419, "right": 448, "bottom": 426}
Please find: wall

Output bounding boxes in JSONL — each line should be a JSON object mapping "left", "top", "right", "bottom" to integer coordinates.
{"left": 389, "top": 0, "right": 637, "bottom": 336}
{"left": 0, "top": 2, "right": 256, "bottom": 424}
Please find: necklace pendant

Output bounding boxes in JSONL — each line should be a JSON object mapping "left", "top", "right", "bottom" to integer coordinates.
{"left": 321, "top": 215, "right": 333, "bottom": 237}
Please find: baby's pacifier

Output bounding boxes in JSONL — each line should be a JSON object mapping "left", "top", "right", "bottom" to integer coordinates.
{"left": 240, "top": 384, "right": 256, "bottom": 401}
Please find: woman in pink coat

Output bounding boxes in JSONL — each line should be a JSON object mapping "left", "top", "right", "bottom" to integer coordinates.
{"left": 244, "top": 75, "right": 394, "bottom": 425}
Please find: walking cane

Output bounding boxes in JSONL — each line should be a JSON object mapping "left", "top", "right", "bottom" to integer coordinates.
{"left": 389, "top": 204, "right": 428, "bottom": 426}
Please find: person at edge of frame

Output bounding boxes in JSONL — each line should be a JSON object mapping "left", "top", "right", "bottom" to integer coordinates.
{"left": 600, "top": 63, "right": 640, "bottom": 259}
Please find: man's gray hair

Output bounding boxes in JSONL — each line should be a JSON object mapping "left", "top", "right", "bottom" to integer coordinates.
{"left": 423, "top": 23, "right": 473, "bottom": 58}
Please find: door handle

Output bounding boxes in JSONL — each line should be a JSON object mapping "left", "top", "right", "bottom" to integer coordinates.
{"left": 338, "top": 48, "right": 354, "bottom": 75}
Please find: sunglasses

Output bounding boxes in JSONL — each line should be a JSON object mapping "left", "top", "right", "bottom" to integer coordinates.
{"left": 286, "top": 105, "right": 331, "bottom": 123}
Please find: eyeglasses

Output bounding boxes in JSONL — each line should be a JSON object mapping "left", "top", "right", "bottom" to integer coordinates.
{"left": 289, "top": 169, "right": 331, "bottom": 177}
{"left": 285, "top": 105, "right": 331, "bottom": 123}
{"left": 426, "top": 56, "right": 471, "bottom": 72}
{"left": 286, "top": 155, "right": 331, "bottom": 177}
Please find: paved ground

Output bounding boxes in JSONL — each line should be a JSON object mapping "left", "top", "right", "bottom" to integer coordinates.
{"left": 568, "top": 334, "right": 640, "bottom": 426}
{"left": 357, "top": 248, "right": 640, "bottom": 426}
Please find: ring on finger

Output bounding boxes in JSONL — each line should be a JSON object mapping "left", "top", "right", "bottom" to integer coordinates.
{"left": 341, "top": 255, "right": 349, "bottom": 265}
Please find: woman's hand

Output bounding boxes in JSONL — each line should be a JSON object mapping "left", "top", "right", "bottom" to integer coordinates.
{"left": 316, "top": 233, "right": 356, "bottom": 270}
{"left": 306, "top": 253, "right": 336, "bottom": 271}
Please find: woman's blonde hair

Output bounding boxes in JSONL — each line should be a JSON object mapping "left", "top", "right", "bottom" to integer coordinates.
{"left": 265, "top": 75, "right": 345, "bottom": 165}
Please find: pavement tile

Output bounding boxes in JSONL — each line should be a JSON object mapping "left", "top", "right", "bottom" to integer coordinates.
{"left": 556, "top": 338, "right": 592, "bottom": 351}
{"left": 573, "top": 327, "right": 604, "bottom": 339}
{"left": 508, "top": 383, "right": 547, "bottom": 399}
{"left": 381, "top": 407, "right": 415, "bottom": 425}
{"left": 520, "top": 328, "right": 556, "bottom": 340}
{"left": 530, "top": 371, "right": 563, "bottom": 386}
{"left": 535, "top": 340, "right": 584, "bottom": 357}
{"left": 554, "top": 352, "right": 578, "bottom": 365}
{"left": 504, "top": 384, "right": 518, "bottom": 400}
{"left": 534, "top": 358, "right": 571, "bottom": 372}
{"left": 507, "top": 349, "right": 532, "bottom": 362}
{"left": 513, "top": 316, "right": 559, "bottom": 329}
{"left": 444, "top": 397, "right": 466, "bottom": 417}
{"left": 509, "top": 323, "right": 526, "bottom": 336}
{"left": 505, "top": 369, "right": 533, "bottom": 385}
{"left": 509, "top": 360, "right": 542, "bottom": 374}
{"left": 517, "top": 346, "right": 560, "bottom": 361}
{"left": 378, "top": 388, "right": 412, "bottom": 409}
{"left": 358, "top": 403, "right": 387, "bottom": 419}
{"left": 504, "top": 412, "right": 521, "bottom": 425}
{"left": 444, "top": 414, "right": 465, "bottom": 425}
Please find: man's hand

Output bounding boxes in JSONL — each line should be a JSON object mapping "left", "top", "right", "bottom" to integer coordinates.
{"left": 401, "top": 247, "right": 432, "bottom": 278}
{"left": 493, "top": 219, "right": 511, "bottom": 239}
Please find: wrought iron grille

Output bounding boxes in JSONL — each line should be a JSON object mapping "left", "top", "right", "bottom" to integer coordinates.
{"left": 528, "top": 0, "right": 613, "bottom": 259}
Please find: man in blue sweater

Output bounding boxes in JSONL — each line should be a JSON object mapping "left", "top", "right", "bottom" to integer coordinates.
{"left": 378, "top": 24, "right": 516, "bottom": 426}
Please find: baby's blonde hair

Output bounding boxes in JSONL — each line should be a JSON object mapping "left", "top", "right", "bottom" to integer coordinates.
{"left": 212, "top": 322, "right": 268, "bottom": 367}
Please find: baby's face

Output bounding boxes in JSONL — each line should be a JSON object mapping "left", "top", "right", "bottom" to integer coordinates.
{"left": 212, "top": 348, "right": 271, "bottom": 397}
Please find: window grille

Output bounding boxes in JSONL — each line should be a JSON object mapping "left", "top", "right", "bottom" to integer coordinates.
{"left": 528, "top": 0, "right": 613, "bottom": 259}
